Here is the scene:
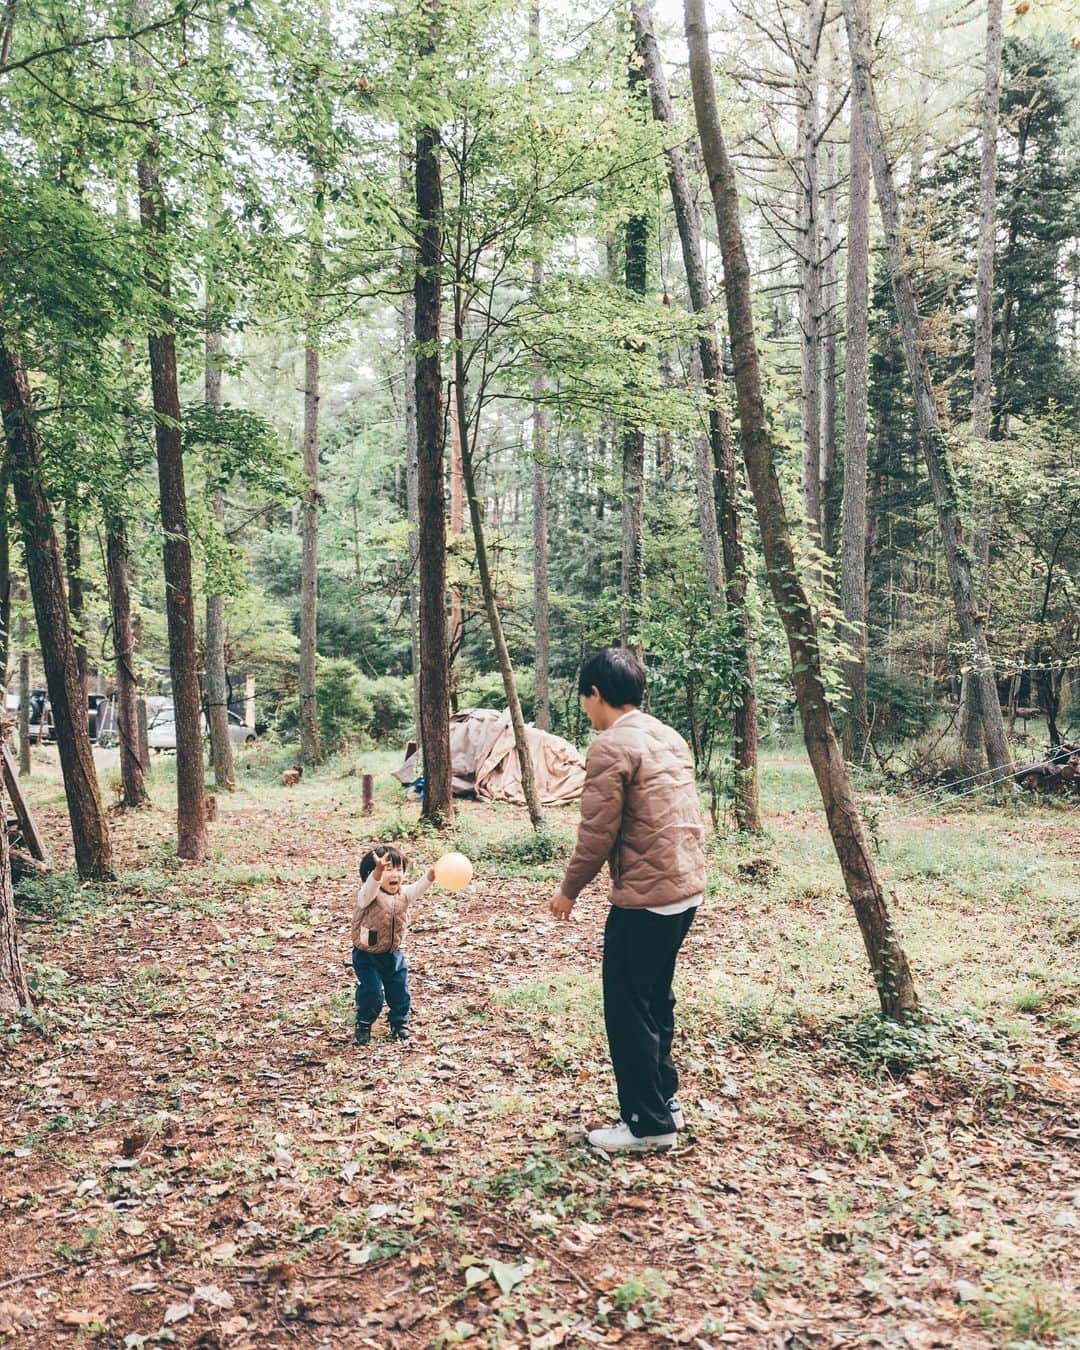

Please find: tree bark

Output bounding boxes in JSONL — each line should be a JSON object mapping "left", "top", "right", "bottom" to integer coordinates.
{"left": 298, "top": 165, "right": 323, "bottom": 769}
{"left": 106, "top": 522, "right": 149, "bottom": 807}
{"left": 820, "top": 38, "right": 840, "bottom": 553}
{"left": 0, "top": 344, "right": 113, "bottom": 879}
{"left": 620, "top": 56, "right": 648, "bottom": 652}
{"left": 685, "top": 0, "right": 918, "bottom": 1017}
{"left": 798, "top": 0, "right": 824, "bottom": 539}
{"left": 402, "top": 150, "right": 422, "bottom": 746}
{"left": 0, "top": 773, "right": 30, "bottom": 1013}
{"left": 203, "top": 0, "right": 235, "bottom": 792}
{"left": 631, "top": 0, "right": 760, "bottom": 831}
{"left": 841, "top": 93, "right": 870, "bottom": 760}
{"left": 842, "top": 0, "right": 1012, "bottom": 775}
{"left": 415, "top": 88, "right": 454, "bottom": 825}
{"left": 455, "top": 311, "right": 544, "bottom": 829}
{"left": 64, "top": 515, "right": 88, "bottom": 695}
{"left": 532, "top": 257, "right": 552, "bottom": 732}
{"left": 18, "top": 614, "right": 30, "bottom": 777}
{"left": 960, "top": 0, "right": 1003, "bottom": 767}
{"left": 132, "top": 12, "right": 208, "bottom": 861}
{"left": 0, "top": 473, "right": 10, "bottom": 684}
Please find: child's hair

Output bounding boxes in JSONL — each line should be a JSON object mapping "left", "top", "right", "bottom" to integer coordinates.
{"left": 359, "top": 845, "right": 406, "bottom": 881}
{"left": 578, "top": 645, "right": 646, "bottom": 707}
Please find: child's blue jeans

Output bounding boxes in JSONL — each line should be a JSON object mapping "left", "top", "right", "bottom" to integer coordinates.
{"left": 352, "top": 947, "right": 411, "bottom": 1030}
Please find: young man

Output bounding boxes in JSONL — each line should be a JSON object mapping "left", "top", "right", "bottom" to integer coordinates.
{"left": 549, "top": 646, "right": 706, "bottom": 1152}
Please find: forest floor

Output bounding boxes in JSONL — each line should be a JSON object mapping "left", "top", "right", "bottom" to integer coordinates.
{"left": 1, "top": 743, "right": 1078, "bottom": 1349}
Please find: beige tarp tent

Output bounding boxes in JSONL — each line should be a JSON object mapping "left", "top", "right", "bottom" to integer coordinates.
{"left": 393, "top": 708, "right": 586, "bottom": 806}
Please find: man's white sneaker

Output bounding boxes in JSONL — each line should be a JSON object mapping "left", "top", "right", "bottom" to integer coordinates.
{"left": 587, "top": 1120, "right": 677, "bottom": 1153}
{"left": 667, "top": 1098, "right": 685, "bottom": 1131}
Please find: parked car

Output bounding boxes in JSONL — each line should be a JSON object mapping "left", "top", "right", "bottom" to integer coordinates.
{"left": 6, "top": 688, "right": 53, "bottom": 742}
{"left": 147, "top": 702, "right": 257, "bottom": 752}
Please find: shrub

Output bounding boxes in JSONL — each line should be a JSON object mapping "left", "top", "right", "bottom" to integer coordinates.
{"left": 354, "top": 674, "right": 413, "bottom": 742}
{"left": 457, "top": 667, "right": 536, "bottom": 721}
{"left": 865, "top": 664, "right": 936, "bottom": 742}
{"left": 318, "top": 658, "right": 372, "bottom": 753}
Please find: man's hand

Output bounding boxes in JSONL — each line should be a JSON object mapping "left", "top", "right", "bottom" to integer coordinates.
{"left": 548, "top": 890, "right": 575, "bottom": 921}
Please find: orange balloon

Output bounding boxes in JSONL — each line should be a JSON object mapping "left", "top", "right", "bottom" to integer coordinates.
{"left": 433, "top": 851, "right": 474, "bottom": 891}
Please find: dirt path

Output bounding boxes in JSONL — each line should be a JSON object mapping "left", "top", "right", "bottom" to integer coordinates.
{"left": 1, "top": 788, "right": 1077, "bottom": 1348}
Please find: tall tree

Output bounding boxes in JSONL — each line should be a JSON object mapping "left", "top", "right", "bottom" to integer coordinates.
{"left": 959, "top": 0, "right": 1004, "bottom": 766}
{"left": 631, "top": 0, "right": 760, "bottom": 831}
{"left": 532, "top": 253, "right": 552, "bottom": 732}
{"left": 454, "top": 315, "right": 544, "bottom": 830}
{"left": 414, "top": 13, "right": 454, "bottom": 825}
{"left": 798, "top": 0, "right": 825, "bottom": 539}
{"left": 106, "top": 520, "right": 149, "bottom": 808}
{"left": 298, "top": 4, "right": 328, "bottom": 771}
{"left": 131, "top": 7, "right": 208, "bottom": 861}
{"left": 0, "top": 345, "right": 113, "bottom": 879}
{"left": 684, "top": 0, "right": 917, "bottom": 1017}
{"left": 204, "top": 0, "right": 236, "bottom": 792}
{"left": 620, "top": 52, "right": 648, "bottom": 652}
{"left": 842, "top": 0, "right": 1012, "bottom": 775}
{"left": 820, "top": 35, "right": 841, "bottom": 553}
{"left": 841, "top": 93, "right": 871, "bottom": 760}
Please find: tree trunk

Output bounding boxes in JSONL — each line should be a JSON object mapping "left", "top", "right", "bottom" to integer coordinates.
{"left": 299, "top": 179, "right": 323, "bottom": 769}
{"left": 0, "top": 473, "right": 10, "bottom": 684}
{"left": 0, "top": 344, "right": 114, "bottom": 879}
{"left": 402, "top": 150, "right": 422, "bottom": 746}
{"left": 415, "top": 97, "right": 454, "bottom": 825}
{"left": 532, "top": 259, "right": 552, "bottom": 732}
{"left": 820, "top": 40, "right": 840, "bottom": 553}
{"left": 203, "top": 1, "right": 236, "bottom": 793}
{"left": 18, "top": 616, "right": 30, "bottom": 777}
{"left": 842, "top": 0, "right": 1012, "bottom": 775}
{"left": 64, "top": 515, "right": 88, "bottom": 695}
{"left": 685, "top": 0, "right": 918, "bottom": 1017}
{"left": 841, "top": 93, "right": 870, "bottom": 761}
{"left": 106, "top": 522, "right": 149, "bottom": 807}
{"left": 0, "top": 774, "right": 30, "bottom": 1013}
{"left": 960, "top": 0, "right": 1003, "bottom": 767}
{"left": 455, "top": 313, "right": 544, "bottom": 829}
{"left": 631, "top": 0, "right": 761, "bottom": 831}
{"left": 798, "top": 0, "right": 824, "bottom": 539}
{"left": 620, "top": 57, "right": 648, "bottom": 652}
{"left": 132, "top": 14, "right": 208, "bottom": 861}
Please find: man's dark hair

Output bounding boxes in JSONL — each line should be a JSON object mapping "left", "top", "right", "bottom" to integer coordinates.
{"left": 359, "top": 845, "right": 406, "bottom": 881}
{"left": 578, "top": 646, "right": 646, "bottom": 707}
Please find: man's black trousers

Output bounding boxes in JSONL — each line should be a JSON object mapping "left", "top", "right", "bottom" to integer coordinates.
{"left": 602, "top": 904, "right": 696, "bottom": 1137}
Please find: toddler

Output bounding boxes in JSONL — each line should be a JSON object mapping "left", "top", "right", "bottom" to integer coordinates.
{"left": 351, "top": 845, "right": 434, "bottom": 1045}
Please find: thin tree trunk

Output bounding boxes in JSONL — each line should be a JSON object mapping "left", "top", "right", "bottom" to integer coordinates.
{"left": 0, "top": 774, "right": 30, "bottom": 1012}
{"left": 106, "top": 522, "right": 149, "bottom": 807}
{"left": 620, "top": 55, "right": 648, "bottom": 652}
{"left": 203, "top": 0, "right": 235, "bottom": 791}
{"left": 960, "top": 0, "right": 1003, "bottom": 767}
{"left": 0, "top": 473, "right": 9, "bottom": 684}
{"left": 64, "top": 516, "right": 88, "bottom": 695}
{"left": 842, "top": 0, "right": 1012, "bottom": 775}
{"left": 299, "top": 185, "right": 323, "bottom": 768}
{"left": 532, "top": 258, "right": 552, "bottom": 732}
{"left": 455, "top": 313, "right": 544, "bottom": 829}
{"left": 132, "top": 11, "right": 207, "bottom": 861}
{"left": 798, "top": 0, "right": 824, "bottom": 539}
{"left": 685, "top": 0, "right": 917, "bottom": 1017}
{"left": 820, "top": 40, "right": 840, "bottom": 553}
{"left": 841, "top": 93, "right": 870, "bottom": 760}
{"left": 402, "top": 150, "right": 421, "bottom": 746}
{"left": 0, "top": 344, "right": 114, "bottom": 879}
{"left": 415, "top": 76, "right": 454, "bottom": 825}
{"left": 631, "top": 0, "right": 761, "bottom": 831}
{"left": 17, "top": 600, "right": 30, "bottom": 776}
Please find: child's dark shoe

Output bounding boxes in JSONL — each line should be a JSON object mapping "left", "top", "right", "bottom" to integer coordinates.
{"left": 354, "top": 1019, "right": 372, "bottom": 1046}
{"left": 389, "top": 1025, "right": 410, "bottom": 1042}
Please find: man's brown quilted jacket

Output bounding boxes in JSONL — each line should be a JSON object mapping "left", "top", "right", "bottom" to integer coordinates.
{"left": 560, "top": 710, "right": 706, "bottom": 908}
